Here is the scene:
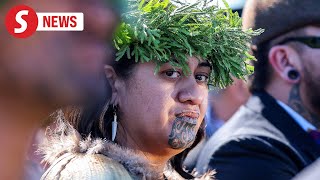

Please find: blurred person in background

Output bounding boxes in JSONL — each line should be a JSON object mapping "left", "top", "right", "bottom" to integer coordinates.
{"left": 194, "top": 0, "right": 320, "bottom": 179}
{"left": 0, "top": 0, "right": 120, "bottom": 179}
{"left": 205, "top": 78, "right": 250, "bottom": 137}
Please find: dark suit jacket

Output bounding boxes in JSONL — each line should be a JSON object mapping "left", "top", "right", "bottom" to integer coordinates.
{"left": 195, "top": 91, "right": 320, "bottom": 180}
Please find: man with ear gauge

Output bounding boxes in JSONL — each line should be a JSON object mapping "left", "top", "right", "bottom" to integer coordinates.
{"left": 194, "top": 0, "right": 320, "bottom": 179}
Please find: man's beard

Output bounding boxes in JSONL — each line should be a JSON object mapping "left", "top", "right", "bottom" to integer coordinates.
{"left": 303, "top": 67, "right": 320, "bottom": 115}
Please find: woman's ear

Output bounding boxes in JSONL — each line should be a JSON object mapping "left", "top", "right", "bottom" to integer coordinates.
{"left": 268, "top": 45, "right": 302, "bottom": 84}
{"left": 104, "top": 65, "right": 121, "bottom": 104}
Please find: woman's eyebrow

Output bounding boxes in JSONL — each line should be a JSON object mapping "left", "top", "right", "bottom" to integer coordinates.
{"left": 198, "top": 62, "right": 212, "bottom": 70}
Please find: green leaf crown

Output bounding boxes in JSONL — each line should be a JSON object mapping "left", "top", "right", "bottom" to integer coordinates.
{"left": 113, "top": 0, "right": 263, "bottom": 88}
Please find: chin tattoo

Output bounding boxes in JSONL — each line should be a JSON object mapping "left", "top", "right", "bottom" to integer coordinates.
{"left": 168, "top": 117, "right": 197, "bottom": 149}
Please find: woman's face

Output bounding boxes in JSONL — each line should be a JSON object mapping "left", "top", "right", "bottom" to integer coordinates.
{"left": 116, "top": 57, "right": 210, "bottom": 154}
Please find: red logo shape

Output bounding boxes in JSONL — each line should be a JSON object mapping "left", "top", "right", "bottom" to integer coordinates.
{"left": 5, "top": 5, "right": 38, "bottom": 38}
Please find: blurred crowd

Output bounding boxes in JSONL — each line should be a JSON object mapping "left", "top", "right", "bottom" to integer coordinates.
{"left": 1, "top": 0, "right": 320, "bottom": 180}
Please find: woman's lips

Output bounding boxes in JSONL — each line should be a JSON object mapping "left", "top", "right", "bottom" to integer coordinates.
{"left": 175, "top": 110, "right": 200, "bottom": 125}
{"left": 176, "top": 110, "right": 200, "bottom": 119}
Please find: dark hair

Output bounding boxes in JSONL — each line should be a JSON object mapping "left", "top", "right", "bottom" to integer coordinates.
{"left": 63, "top": 55, "right": 204, "bottom": 178}
{"left": 249, "top": 41, "right": 273, "bottom": 93}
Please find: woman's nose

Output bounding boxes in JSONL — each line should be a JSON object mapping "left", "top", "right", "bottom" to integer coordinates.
{"left": 177, "top": 78, "right": 206, "bottom": 106}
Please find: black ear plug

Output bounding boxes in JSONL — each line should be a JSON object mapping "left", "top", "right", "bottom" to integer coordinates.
{"left": 288, "top": 69, "right": 300, "bottom": 80}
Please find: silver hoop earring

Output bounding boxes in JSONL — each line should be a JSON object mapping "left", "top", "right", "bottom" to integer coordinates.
{"left": 112, "top": 105, "right": 118, "bottom": 142}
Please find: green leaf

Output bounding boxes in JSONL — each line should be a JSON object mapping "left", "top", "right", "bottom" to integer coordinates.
{"left": 113, "top": 0, "right": 263, "bottom": 88}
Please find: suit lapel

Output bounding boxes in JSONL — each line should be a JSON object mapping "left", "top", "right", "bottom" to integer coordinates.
{"left": 250, "top": 91, "right": 320, "bottom": 165}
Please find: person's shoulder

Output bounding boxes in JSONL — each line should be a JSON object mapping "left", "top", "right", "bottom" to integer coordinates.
{"left": 209, "top": 107, "right": 274, "bottom": 146}
{"left": 211, "top": 135, "right": 290, "bottom": 155}
{"left": 196, "top": 136, "right": 298, "bottom": 178}
{"left": 209, "top": 94, "right": 287, "bottom": 148}
{"left": 39, "top": 123, "right": 133, "bottom": 179}
{"left": 200, "top": 113, "right": 294, "bottom": 168}
{"left": 41, "top": 152, "right": 132, "bottom": 180}
{"left": 196, "top": 95, "right": 291, "bottom": 169}
{"left": 196, "top": 134, "right": 283, "bottom": 169}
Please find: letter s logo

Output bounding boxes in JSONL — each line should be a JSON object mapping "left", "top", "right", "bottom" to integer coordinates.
{"left": 5, "top": 5, "right": 38, "bottom": 38}
{"left": 15, "top": 10, "right": 29, "bottom": 33}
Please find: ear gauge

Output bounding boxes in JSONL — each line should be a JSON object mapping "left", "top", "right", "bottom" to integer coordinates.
{"left": 288, "top": 69, "right": 300, "bottom": 80}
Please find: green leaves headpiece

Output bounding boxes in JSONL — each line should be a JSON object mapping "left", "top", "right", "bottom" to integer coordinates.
{"left": 114, "top": 0, "right": 263, "bottom": 87}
